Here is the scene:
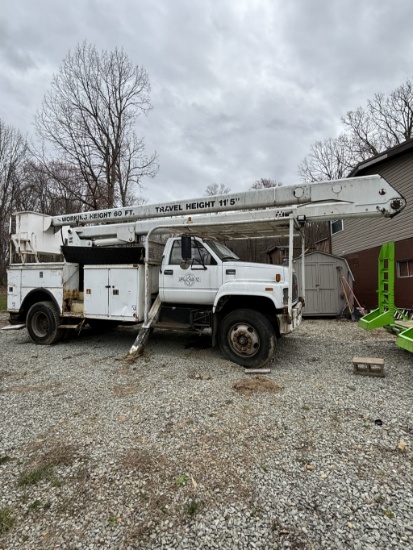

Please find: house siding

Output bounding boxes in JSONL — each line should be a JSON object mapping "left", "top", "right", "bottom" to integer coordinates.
{"left": 331, "top": 146, "right": 413, "bottom": 309}
{"left": 332, "top": 152, "right": 413, "bottom": 256}
{"left": 344, "top": 238, "right": 413, "bottom": 309}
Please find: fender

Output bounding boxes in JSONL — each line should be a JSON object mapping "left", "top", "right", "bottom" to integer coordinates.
{"left": 20, "top": 288, "right": 62, "bottom": 318}
{"left": 213, "top": 281, "right": 284, "bottom": 313}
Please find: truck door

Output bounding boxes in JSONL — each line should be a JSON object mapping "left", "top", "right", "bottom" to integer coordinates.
{"left": 160, "top": 238, "right": 222, "bottom": 304}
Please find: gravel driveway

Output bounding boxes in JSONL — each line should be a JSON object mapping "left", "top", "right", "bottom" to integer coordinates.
{"left": 1, "top": 315, "right": 413, "bottom": 549}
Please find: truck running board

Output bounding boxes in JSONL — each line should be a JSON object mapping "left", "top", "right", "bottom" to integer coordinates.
{"left": 127, "top": 295, "right": 162, "bottom": 360}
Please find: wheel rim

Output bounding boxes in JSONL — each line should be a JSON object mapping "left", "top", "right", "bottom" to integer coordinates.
{"left": 31, "top": 311, "right": 51, "bottom": 338}
{"left": 228, "top": 322, "right": 260, "bottom": 357}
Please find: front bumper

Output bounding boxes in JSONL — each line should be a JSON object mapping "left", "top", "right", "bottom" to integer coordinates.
{"left": 277, "top": 300, "right": 303, "bottom": 335}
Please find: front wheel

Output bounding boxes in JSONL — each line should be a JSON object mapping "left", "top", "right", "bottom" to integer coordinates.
{"left": 26, "top": 301, "right": 63, "bottom": 345}
{"left": 218, "top": 309, "right": 275, "bottom": 368}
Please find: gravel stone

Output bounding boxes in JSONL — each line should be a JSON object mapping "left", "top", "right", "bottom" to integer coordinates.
{"left": 1, "top": 315, "right": 413, "bottom": 548}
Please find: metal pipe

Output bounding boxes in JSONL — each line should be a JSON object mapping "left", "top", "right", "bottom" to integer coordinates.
{"left": 301, "top": 229, "right": 305, "bottom": 303}
{"left": 288, "top": 218, "right": 294, "bottom": 321}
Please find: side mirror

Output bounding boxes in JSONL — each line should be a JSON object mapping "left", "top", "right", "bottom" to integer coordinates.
{"left": 181, "top": 235, "right": 192, "bottom": 260}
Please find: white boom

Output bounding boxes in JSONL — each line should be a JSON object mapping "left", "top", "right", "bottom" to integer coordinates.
{"left": 10, "top": 175, "right": 405, "bottom": 259}
{"left": 49, "top": 174, "right": 404, "bottom": 228}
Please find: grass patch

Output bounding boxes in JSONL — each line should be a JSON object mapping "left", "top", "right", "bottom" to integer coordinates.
{"left": 186, "top": 499, "right": 201, "bottom": 516}
{"left": 122, "top": 448, "right": 167, "bottom": 475}
{"left": 18, "top": 463, "right": 54, "bottom": 486}
{"left": 28, "top": 500, "right": 42, "bottom": 512}
{"left": 175, "top": 474, "right": 189, "bottom": 487}
{"left": 108, "top": 516, "right": 122, "bottom": 527}
{"left": 0, "top": 507, "right": 15, "bottom": 535}
{"left": 0, "top": 293, "right": 6, "bottom": 312}
{"left": 18, "top": 443, "right": 79, "bottom": 486}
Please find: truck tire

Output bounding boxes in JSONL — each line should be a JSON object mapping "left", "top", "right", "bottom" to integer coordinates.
{"left": 27, "top": 301, "right": 63, "bottom": 345}
{"left": 219, "top": 309, "right": 275, "bottom": 368}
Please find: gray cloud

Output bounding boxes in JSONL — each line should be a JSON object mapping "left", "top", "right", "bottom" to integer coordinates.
{"left": 1, "top": 0, "right": 413, "bottom": 204}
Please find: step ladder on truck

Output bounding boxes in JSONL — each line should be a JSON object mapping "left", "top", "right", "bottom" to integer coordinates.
{"left": 359, "top": 241, "right": 413, "bottom": 352}
{"left": 5, "top": 175, "right": 405, "bottom": 368}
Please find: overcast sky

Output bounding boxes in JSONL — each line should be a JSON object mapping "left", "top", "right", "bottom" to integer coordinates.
{"left": 1, "top": 0, "right": 413, "bottom": 205}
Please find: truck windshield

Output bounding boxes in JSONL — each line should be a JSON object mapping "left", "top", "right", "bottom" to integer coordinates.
{"left": 204, "top": 240, "right": 240, "bottom": 261}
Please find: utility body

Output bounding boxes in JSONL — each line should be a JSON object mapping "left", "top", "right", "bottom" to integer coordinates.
{"left": 5, "top": 175, "right": 405, "bottom": 368}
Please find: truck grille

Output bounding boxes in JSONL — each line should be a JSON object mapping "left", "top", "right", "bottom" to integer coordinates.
{"left": 283, "top": 272, "right": 299, "bottom": 305}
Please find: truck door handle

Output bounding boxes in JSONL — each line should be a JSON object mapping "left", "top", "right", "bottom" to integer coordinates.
{"left": 164, "top": 270, "right": 173, "bottom": 275}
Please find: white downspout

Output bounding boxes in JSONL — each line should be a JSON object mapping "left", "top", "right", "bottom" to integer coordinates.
{"left": 301, "top": 228, "right": 305, "bottom": 304}
{"left": 288, "top": 217, "right": 294, "bottom": 322}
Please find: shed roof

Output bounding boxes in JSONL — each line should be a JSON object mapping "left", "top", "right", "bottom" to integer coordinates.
{"left": 292, "top": 250, "right": 354, "bottom": 281}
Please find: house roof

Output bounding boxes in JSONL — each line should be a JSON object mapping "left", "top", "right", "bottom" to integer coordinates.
{"left": 349, "top": 138, "right": 413, "bottom": 176}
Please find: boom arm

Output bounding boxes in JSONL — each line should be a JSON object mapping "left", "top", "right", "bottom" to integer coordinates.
{"left": 49, "top": 175, "right": 404, "bottom": 228}
{"left": 9, "top": 175, "right": 405, "bottom": 257}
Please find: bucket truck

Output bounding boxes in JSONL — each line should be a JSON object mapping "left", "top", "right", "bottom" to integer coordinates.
{"left": 4, "top": 175, "right": 405, "bottom": 368}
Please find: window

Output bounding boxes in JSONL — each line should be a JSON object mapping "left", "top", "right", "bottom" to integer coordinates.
{"left": 169, "top": 239, "right": 216, "bottom": 265}
{"left": 331, "top": 220, "right": 343, "bottom": 235}
{"left": 169, "top": 240, "right": 184, "bottom": 264}
{"left": 397, "top": 260, "right": 413, "bottom": 278}
{"left": 204, "top": 240, "right": 239, "bottom": 261}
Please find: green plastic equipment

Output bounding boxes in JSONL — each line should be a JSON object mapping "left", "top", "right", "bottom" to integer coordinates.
{"left": 359, "top": 242, "right": 413, "bottom": 353}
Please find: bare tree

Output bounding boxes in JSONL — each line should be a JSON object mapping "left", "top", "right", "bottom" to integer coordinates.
{"left": 204, "top": 183, "right": 231, "bottom": 196}
{"left": 18, "top": 161, "right": 84, "bottom": 215}
{"left": 297, "top": 134, "right": 360, "bottom": 250}
{"left": 35, "top": 41, "right": 158, "bottom": 210}
{"left": 342, "top": 79, "right": 413, "bottom": 158}
{"left": 298, "top": 134, "right": 360, "bottom": 182}
{"left": 0, "top": 119, "right": 29, "bottom": 284}
{"left": 250, "top": 178, "right": 282, "bottom": 189}
{"left": 300, "top": 77, "right": 413, "bottom": 183}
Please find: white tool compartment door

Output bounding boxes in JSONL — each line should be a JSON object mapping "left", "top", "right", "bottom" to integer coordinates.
{"left": 84, "top": 267, "right": 109, "bottom": 316}
{"left": 7, "top": 268, "right": 22, "bottom": 311}
{"left": 108, "top": 267, "right": 139, "bottom": 318}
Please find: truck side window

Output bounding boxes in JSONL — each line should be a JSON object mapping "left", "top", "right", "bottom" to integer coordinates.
{"left": 169, "top": 240, "right": 216, "bottom": 266}
{"left": 169, "top": 241, "right": 183, "bottom": 264}
{"left": 193, "top": 246, "right": 215, "bottom": 266}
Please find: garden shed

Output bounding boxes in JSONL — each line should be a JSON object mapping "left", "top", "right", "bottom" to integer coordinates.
{"left": 293, "top": 251, "right": 355, "bottom": 317}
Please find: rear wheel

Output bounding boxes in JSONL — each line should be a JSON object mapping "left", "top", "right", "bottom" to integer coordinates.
{"left": 219, "top": 309, "right": 275, "bottom": 368}
{"left": 27, "top": 301, "right": 63, "bottom": 345}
